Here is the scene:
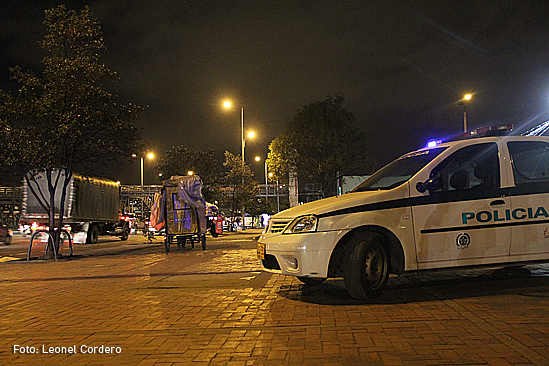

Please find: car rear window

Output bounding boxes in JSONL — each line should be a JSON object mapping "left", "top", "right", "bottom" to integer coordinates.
{"left": 508, "top": 141, "right": 549, "bottom": 184}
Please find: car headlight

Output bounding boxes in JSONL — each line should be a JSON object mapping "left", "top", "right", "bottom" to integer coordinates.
{"left": 283, "top": 215, "right": 318, "bottom": 234}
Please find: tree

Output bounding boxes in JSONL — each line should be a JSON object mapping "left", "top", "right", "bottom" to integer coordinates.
{"left": 156, "top": 147, "right": 220, "bottom": 202}
{"left": 218, "top": 151, "right": 259, "bottom": 226}
{"left": 267, "top": 94, "right": 374, "bottom": 197}
{"left": 0, "top": 6, "right": 144, "bottom": 255}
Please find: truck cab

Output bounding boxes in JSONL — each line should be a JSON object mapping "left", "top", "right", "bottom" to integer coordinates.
{"left": 258, "top": 125, "right": 549, "bottom": 299}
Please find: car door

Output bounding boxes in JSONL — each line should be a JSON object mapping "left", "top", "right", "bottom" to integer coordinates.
{"left": 411, "top": 142, "right": 511, "bottom": 267}
{"left": 507, "top": 140, "right": 549, "bottom": 256}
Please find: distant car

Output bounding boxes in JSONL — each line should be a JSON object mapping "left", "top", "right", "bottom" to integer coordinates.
{"left": 0, "top": 224, "right": 12, "bottom": 245}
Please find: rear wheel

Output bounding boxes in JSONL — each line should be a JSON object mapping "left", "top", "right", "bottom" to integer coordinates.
{"left": 86, "top": 225, "right": 99, "bottom": 244}
{"left": 343, "top": 232, "right": 389, "bottom": 299}
{"left": 165, "top": 236, "right": 172, "bottom": 253}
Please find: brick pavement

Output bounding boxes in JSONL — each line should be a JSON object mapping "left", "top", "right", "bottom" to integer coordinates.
{"left": 0, "top": 231, "right": 548, "bottom": 365}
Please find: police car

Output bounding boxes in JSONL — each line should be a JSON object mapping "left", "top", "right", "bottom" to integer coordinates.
{"left": 258, "top": 125, "right": 549, "bottom": 299}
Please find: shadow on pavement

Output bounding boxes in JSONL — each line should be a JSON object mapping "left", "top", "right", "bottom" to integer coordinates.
{"left": 277, "top": 265, "right": 549, "bottom": 305}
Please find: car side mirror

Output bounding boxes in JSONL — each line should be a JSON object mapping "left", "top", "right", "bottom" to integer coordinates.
{"left": 416, "top": 176, "right": 443, "bottom": 193}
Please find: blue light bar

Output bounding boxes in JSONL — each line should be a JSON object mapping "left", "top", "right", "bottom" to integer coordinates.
{"left": 426, "top": 139, "right": 442, "bottom": 148}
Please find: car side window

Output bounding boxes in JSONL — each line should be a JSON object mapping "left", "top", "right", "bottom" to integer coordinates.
{"left": 508, "top": 141, "right": 549, "bottom": 184}
{"left": 429, "top": 143, "right": 500, "bottom": 192}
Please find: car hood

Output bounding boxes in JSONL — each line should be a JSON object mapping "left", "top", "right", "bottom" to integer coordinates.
{"left": 271, "top": 185, "right": 408, "bottom": 220}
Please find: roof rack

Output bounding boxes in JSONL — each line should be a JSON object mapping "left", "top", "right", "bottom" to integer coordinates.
{"left": 451, "top": 124, "right": 513, "bottom": 141}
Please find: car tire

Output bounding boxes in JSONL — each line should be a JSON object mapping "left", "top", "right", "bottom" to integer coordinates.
{"left": 210, "top": 224, "right": 219, "bottom": 238}
{"left": 86, "top": 225, "right": 99, "bottom": 244}
{"left": 343, "top": 231, "right": 389, "bottom": 299}
{"left": 120, "top": 223, "right": 129, "bottom": 241}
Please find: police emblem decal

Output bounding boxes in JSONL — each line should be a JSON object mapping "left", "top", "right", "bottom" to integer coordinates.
{"left": 456, "top": 233, "right": 470, "bottom": 249}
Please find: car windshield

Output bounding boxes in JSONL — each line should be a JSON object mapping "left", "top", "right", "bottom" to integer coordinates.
{"left": 353, "top": 147, "right": 447, "bottom": 191}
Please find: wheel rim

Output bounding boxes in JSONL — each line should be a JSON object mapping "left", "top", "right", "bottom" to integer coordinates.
{"left": 364, "top": 244, "right": 387, "bottom": 290}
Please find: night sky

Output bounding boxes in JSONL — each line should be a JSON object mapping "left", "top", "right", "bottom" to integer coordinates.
{"left": 2, "top": 0, "right": 549, "bottom": 185}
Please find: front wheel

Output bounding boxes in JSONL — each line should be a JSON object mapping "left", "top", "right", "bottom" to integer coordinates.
{"left": 343, "top": 232, "right": 389, "bottom": 299}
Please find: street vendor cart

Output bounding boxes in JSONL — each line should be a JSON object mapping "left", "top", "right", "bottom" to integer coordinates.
{"left": 150, "top": 175, "right": 207, "bottom": 252}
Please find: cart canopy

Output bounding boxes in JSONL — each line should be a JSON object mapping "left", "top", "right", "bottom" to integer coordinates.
{"left": 150, "top": 175, "right": 207, "bottom": 234}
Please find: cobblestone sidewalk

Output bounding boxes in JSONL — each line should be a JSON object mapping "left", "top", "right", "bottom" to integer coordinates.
{"left": 1, "top": 236, "right": 548, "bottom": 365}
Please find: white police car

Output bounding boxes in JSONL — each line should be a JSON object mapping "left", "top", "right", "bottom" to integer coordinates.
{"left": 258, "top": 125, "right": 549, "bottom": 299}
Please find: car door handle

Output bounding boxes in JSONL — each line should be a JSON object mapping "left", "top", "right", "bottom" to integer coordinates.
{"left": 490, "top": 199, "right": 506, "bottom": 207}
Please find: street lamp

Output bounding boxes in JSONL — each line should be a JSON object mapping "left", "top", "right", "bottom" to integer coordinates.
{"left": 223, "top": 100, "right": 256, "bottom": 230}
{"left": 255, "top": 156, "right": 268, "bottom": 198}
{"left": 266, "top": 172, "right": 279, "bottom": 212}
{"left": 459, "top": 94, "right": 473, "bottom": 133}
{"left": 223, "top": 101, "right": 244, "bottom": 164}
{"left": 133, "top": 152, "right": 154, "bottom": 219}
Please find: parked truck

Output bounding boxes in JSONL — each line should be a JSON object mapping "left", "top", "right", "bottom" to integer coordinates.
{"left": 20, "top": 170, "right": 130, "bottom": 244}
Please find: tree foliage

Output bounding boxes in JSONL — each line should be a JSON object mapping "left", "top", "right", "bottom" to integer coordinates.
{"left": 218, "top": 151, "right": 259, "bottom": 220}
{"left": 267, "top": 94, "right": 374, "bottom": 197}
{"left": 0, "top": 6, "right": 144, "bottom": 254}
{"left": 156, "top": 147, "right": 220, "bottom": 202}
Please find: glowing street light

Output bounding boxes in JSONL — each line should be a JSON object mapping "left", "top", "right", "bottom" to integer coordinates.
{"left": 223, "top": 100, "right": 257, "bottom": 230}
{"left": 255, "top": 156, "right": 268, "bottom": 197}
{"left": 222, "top": 100, "right": 254, "bottom": 165}
{"left": 133, "top": 152, "right": 155, "bottom": 219}
{"left": 459, "top": 93, "right": 473, "bottom": 133}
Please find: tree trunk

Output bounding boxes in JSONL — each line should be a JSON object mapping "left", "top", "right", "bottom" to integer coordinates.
{"left": 54, "top": 170, "right": 73, "bottom": 256}
{"left": 46, "top": 169, "right": 58, "bottom": 258}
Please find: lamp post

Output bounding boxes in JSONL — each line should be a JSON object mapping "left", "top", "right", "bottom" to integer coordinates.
{"left": 255, "top": 156, "right": 269, "bottom": 199}
{"left": 276, "top": 178, "right": 280, "bottom": 213}
{"left": 133, "top": 152, "right": 154, "bottom": 219}
{"left": 223, "top": 101, "right": 255, "bottom": 231}
{"left": 459, "top": 94, "right": 472, "bottom": 133}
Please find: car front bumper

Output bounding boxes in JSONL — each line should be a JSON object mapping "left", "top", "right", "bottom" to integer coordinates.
{"left": 257, "top": 230, "right": 349, "bottom": 278}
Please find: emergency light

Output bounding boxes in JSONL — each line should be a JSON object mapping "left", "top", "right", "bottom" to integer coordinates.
{"left": 453, "top": 124, "right": 513, "bottom": 140}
